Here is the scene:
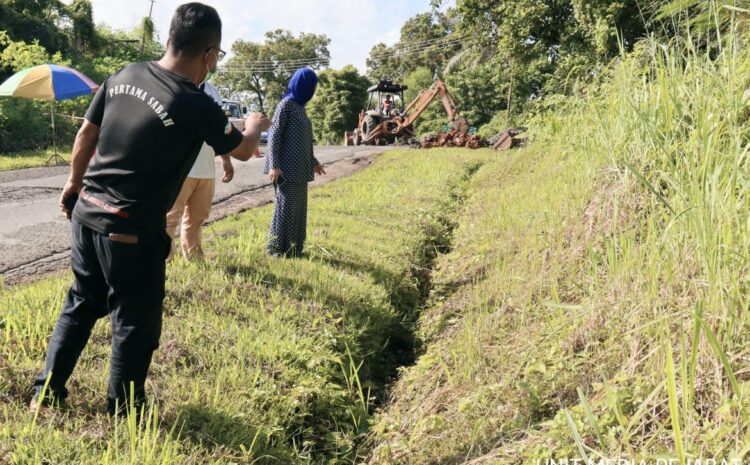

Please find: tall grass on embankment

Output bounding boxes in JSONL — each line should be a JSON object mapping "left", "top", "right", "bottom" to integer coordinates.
{"left": 0, "top": 149, "right": 490, "bottom": 464}
{"left": 366, "top": 17, "right": 750, "bottom": 465}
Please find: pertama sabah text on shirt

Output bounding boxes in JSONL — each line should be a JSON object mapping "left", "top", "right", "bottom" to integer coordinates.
{"left": 107, "top": 84, "right": 175, "bottom": 127}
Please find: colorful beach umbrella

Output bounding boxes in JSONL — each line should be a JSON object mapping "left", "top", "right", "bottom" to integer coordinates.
{"left": 0, "top": 64, "right": 99, "bottom": 100}
{"left": 0, "top": 64, "right": 99, "bottom": 164}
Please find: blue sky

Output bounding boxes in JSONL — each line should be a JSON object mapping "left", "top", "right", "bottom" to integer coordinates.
{"left": 73, "top": 0, "right": 455, "bottom": 72}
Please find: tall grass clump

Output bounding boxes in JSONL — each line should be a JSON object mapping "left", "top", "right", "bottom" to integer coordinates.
{"left": 366, "top": 5, "right": 750, "bottom": 464}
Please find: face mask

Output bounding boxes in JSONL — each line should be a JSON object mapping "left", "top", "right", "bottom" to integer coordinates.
{"left": 200, "top": 64, "right": 215, "bottom": 86}
{"left": 200, "top": 53, "right": 217, "bottom": 86}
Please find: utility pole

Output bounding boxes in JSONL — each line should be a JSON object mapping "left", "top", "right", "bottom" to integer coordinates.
{"left": 507, "top": 59, "right": 515, "bottom": 123}
{"left": 140, "top": 0, "right": 156, "bottom": 60}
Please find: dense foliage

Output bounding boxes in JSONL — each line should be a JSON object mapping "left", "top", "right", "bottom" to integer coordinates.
{"left": 0, "top": 0, "right": 163, "bottom": 152}
{"left": 0, "top": 0, "right": 721, "bottom": 149}
{"left": 306, "top": 65, "right": 370, "bottom": 145}
{"left": 367, "top": 4, "right": 750, "bottom": 463}
{"left": 365, "top": 0, "right": 658, "bottom": 133}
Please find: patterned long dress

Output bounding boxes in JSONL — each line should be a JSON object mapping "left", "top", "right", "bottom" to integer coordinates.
{"left": 263, "top": 97, "right": 319, "bottom": 257}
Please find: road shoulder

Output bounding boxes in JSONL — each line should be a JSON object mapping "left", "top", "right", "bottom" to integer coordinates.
{"left": 0, "top": 152, "right": 378, "bottom": 286}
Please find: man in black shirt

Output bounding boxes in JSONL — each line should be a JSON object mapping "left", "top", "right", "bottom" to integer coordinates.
{"left": 31, "top": 2, "right": 270, "bottom": 415}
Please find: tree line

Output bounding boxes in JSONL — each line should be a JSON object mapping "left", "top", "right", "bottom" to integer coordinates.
{"left": 208, "top": 0, "right": 714, "bottom": 144}
{"left": 0, "top": 0, "right": 725, "bottom": 152}
{"left": 359, "top": 0, "right": 733, "bottom": 139}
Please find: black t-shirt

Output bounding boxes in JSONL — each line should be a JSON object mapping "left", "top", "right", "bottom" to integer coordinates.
{"left": 73, "top": 61, "right": 242, "bottom": 240}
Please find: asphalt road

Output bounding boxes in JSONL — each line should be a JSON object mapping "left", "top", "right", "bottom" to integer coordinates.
{"left": 0, "top": 146, "right": 387, "bottom": 284}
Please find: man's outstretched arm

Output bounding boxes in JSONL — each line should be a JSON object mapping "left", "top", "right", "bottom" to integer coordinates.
{"left": 227, "top": 112, "right": 270, "bottom": 162}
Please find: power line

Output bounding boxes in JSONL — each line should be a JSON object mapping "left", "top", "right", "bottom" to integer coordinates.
{"left": 222, "top": 39, "right": 465, "bottom": 71}
{"left": 220, "top": 60, "right": 329, "bottom": 73}
{"left": 222, "top": 61, "right": 327, "bottom": 70}
{"left": 218, "top": 36, "right": 470, "bottom": 74}
{"left": 226, "top": 58, "right": 328, "bottom": 65}
{"left": 220, "top": 58, "right": 329, "bottom": 72}
{"left": 366, "top": 35, "right": 467, "bottom": 57}
{"left": 219, "top": 66, "right": 325, "bottom": 73}
{"left": 368, "top": 37, "right": 466, "bottom": 60}
{"left": 224, "top": 57, "right": 330, "bottom": 66}
{"left": 222, "top": 52, "right": 341, "bottom": 64}
{"left": 387, "top": 34, "right": 467, "bottom": 49}
{"left": 223, "top": 35, "right": 466, "bottom": 68}
{"left": 224, "top": 38, "right": 465, "bottom": 72}
{"left": 219, "top": 56, "right": 330, "bottom": 73}
{"left": 220, "top": 67, "right": 326, "bottom": 74}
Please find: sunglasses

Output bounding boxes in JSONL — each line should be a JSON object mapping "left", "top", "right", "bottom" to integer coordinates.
{"left": 206, "top": 47, "right": 226, "bottom": 62}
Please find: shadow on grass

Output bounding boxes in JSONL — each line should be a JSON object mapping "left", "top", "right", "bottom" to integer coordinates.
{"left": 314, "top": 252, "right": 421, "bottom": 314}
{"left": 222, "top": 258, "right": 417, "bottom": 391}
{"left": 171, "top": 403, "right": 288, "bottom": 463}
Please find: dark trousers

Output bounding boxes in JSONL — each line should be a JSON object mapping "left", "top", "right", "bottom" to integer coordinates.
{"left": 267, "top": 181, "right": 308, "bottom": 257}
{"left": 33, "top": 219, "right": 167, "bottom": 414}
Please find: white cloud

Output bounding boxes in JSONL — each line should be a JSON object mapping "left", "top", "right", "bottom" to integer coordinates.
{"left": 75, "top": 0, "right": 454, "bottom": 72}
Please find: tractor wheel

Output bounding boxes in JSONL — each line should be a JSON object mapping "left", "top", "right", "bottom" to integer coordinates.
{"left": 363, "top": 115, "right": 378, "bottom": 138}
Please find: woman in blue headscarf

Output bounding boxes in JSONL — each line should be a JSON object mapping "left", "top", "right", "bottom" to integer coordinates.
{"left": 263, "top": 67, "right": 325, "bottom": 257}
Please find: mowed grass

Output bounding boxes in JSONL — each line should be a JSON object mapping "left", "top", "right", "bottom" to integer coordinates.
{"left": 366, "top": 17, "right": 750, "bottom": 465}
{"left": 0, "top": 149, "right": 492, "bottom": 464}
{"left": 0, "top": 146, "right": 71, "bottom": 171}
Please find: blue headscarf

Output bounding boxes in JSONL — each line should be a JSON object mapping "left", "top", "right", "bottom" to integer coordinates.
{"left": 283, "top": 68, "right": 318, "bottom": 106}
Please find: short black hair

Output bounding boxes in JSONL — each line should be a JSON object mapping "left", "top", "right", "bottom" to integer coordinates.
{"left": 168, "top": 3, "right": 222, "bottom": 57}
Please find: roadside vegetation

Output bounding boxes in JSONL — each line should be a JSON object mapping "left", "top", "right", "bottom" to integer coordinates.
{"left": 5, "top": 13, "right": 750, "bottom": 460}
{"left": 0, "top": 0, "right": 669, "bottom": 162}
{"left": 3, "top": 1, "right": 750, "bottom": 464}
{"left": 0, "top": 146, "right": 70, "bottom": 171}
{"left": 367, "top": 6, "right": 750, "bottom": 463}
{"left": 0, "top": 149, "right": 491, "bottom": 464}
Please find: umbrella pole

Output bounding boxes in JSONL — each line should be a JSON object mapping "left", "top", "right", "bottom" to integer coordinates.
{"left": 46, "top": 101, "right": 67, "bottom": 166}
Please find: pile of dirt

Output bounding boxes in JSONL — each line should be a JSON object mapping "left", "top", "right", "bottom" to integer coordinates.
{"left": 419, "top": 127, "right": 526, "bottom": 151}
{"left": 420, "top": 129, "right": 484, "bottom": 149}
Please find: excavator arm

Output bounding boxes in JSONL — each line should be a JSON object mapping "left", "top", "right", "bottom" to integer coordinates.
{"left": 400, "top": 80, "right": 461, "bottom": 129}
{"left": 344, "top": 79, "right": 467, "bottom": 146}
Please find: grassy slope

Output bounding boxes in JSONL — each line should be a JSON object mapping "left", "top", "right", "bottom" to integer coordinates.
{"left": 0, "top": 149, "right": 491, "bottom": 464}
{"left": 368, "top": 136, "right": 608, "bottom": 464}
{"left": 0, "top": 146, "right": 71, "bottom": 171}
{"left": 3, "top": 26, "right": 750, "bottom": 465}
{"left": 367, "top": 33, "right": 750, "bottom": 464}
